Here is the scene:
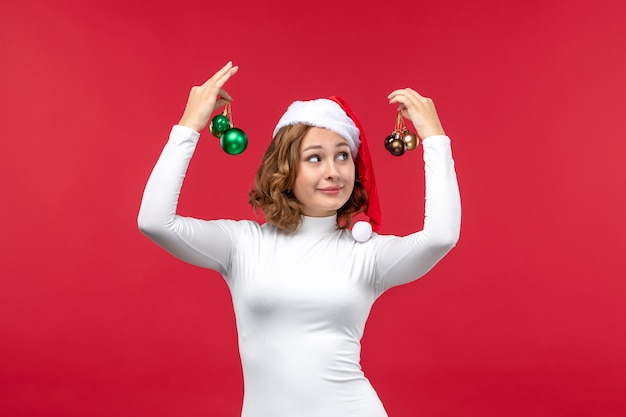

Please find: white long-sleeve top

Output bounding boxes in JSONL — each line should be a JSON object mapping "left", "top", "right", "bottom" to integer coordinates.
{"left": 138, "top": 125, "right": 461, "bottom": 417}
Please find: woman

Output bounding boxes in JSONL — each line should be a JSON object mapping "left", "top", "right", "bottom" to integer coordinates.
{"left": 138, "top": 62, "right": 461, "bottom": 417}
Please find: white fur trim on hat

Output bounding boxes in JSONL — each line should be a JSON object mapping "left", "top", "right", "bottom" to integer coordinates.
{"left": 273, "top": 99, "right": 361, "bottom": 158}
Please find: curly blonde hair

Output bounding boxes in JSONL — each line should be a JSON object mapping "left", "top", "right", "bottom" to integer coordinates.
{"left": 249, "top": 124, "right": 368, "bottom": 232}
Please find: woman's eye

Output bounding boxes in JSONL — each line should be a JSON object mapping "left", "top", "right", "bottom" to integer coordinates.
{"left": 338, "top": 152, "right": 349, "bottom": 161}
{"left": 307, "top": 155, "right": 321, "bottom": 162}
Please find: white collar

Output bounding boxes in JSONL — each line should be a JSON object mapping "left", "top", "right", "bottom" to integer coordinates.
{"left": 296, "top": 215, "right": 339, "bottom": 235}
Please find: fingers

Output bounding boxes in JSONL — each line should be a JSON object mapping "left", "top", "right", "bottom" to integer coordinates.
{"left": 201, "top": 61, "right": 239, "bottom": 91}
{"left": 218, "top": 88, "right": 233, "bottom": 102}
{"left": 387, "top": 88, "right": 431, "bottom": 108}
{"left": 213, "top": 88, "right": 234, "bottom": 113}
{"left": 387, "top": 88, "right": 430, "bottom": 118}
{"left": 214, "top": 98, "right": 228, "bottom": 110}
{"left": 386, "top": 88, "right": 445, "bottom": 138}
{"left": 177, "top": 62, "right": 239, "bottom": 132}
{"left": 201, "top": 61, "right": 233, "bottom": 86}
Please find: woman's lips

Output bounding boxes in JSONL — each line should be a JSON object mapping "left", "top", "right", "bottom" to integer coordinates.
{"left": 318, "top": 186, "right": 342, "bottom": 194}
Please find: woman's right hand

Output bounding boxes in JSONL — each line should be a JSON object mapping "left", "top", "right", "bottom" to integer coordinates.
{"left": 178, "top": 62, "right": 239, "bottom": 133}
{"left": 387, "top": 88, "right": 445, "bottom": 140}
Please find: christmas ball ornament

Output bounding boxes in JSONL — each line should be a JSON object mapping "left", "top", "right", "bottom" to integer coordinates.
{"left": 351, "top": 221, "right": 373, "bottom": 242}
{"left": 402, "top": 129, "right": 419, "bottom": 150}
{"left": 384, "top": 134, "right": 396, "bottom": 152}
{"left": 387, "top": 137, "right": 406, "bottom": 156}
{"left": 384, "top": 110, "right": 420, "bottom": 156}
{"left": 220, "top": 128, "right": 248, "bottom": 155}
{"left": 209, "top": 101, "right": 248, "bottom": 155}
{"left": 209, "top": 114, "right": 231, "bottom": 138}
{"left": 385, "top": 132, "right": 405, "bottom": 156}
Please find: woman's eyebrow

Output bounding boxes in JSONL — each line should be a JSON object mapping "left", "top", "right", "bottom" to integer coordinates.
{"left": 302, "top": 144, "right": 323, "bottom": 152}
{"left": 302, "top": 142, "right": 350, "bottom": 153}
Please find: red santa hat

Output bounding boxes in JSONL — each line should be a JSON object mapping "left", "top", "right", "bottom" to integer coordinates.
{"left": 273, "top": 96, "right": 381, "bottom": 240}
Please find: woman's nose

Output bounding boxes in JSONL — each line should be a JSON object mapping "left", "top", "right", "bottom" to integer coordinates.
{"left": 325, "top": 161, "right": 339, "bottom": 179}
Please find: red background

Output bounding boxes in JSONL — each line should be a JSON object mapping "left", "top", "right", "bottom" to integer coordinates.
{"left": 1, "top": 0, "right": 625, "bottom": 416}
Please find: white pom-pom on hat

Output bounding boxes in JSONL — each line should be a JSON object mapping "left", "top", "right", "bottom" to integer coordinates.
{"left": 351, "top": 221, "right": 373, "bottom": 243}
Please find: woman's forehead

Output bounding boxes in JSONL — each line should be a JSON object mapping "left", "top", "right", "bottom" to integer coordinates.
{"left": 301, "top": 127, "right": 350, "bottom": 150}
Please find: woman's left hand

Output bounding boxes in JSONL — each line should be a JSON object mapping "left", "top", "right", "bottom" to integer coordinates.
{"left": 178, "top": 62, "right": 238, "bottom": 133}
{"left": 387, "top": 88, "right": 445, "bottom": 139}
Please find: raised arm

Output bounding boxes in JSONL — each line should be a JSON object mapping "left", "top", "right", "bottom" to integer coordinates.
{"left": 376, "top": 89, "right": 461, "bottom": 290}
{"left": 137, "top": 63, "right": 239, "bottom": 273}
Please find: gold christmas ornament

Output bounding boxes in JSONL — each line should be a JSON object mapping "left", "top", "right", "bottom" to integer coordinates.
{"left": 402, "top": 129, "right": 419, "bottom": 150}
{"left": 385, "top": 131, "right": 406, "bottom": 156}
{"left": 384, "top": 110, "right": 419, "bottom": 156}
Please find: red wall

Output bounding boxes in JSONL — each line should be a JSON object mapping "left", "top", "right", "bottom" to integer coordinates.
{"left": 1, "top": 0, "right": 625, "bottom": 416}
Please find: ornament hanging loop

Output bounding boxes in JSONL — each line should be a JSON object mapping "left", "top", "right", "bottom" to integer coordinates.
{"left": 395, "top": 111, "right": 405, "bottom": 133}
{"left": 224, "top": 101, "right": 232, "bottom": 124}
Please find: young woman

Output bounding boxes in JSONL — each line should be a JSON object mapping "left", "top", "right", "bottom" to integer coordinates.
{"left": 138, "top": 62, "right": 461, "bottom": 417}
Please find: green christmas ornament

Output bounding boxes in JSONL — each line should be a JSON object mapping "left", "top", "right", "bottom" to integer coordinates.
{"left": 220, "top": 128, "right": 248, "bottom": 155}
{"left": 209, "top": 123, "right": 221, "bottom": 138}
{"left": 209, "top": 114, "right": 232, "bottom": 138}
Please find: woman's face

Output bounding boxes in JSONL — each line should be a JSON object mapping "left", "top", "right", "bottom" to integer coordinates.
{"left": 293, "top": 127, "right": 355, "bottom": 217}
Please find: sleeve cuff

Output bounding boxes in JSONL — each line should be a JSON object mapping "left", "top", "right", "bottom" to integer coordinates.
{"left": 421, "top": 135, "right": 450, "bottom": 147}
{"left": 171, "top": 125, "right": 201, "bottom": 142}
